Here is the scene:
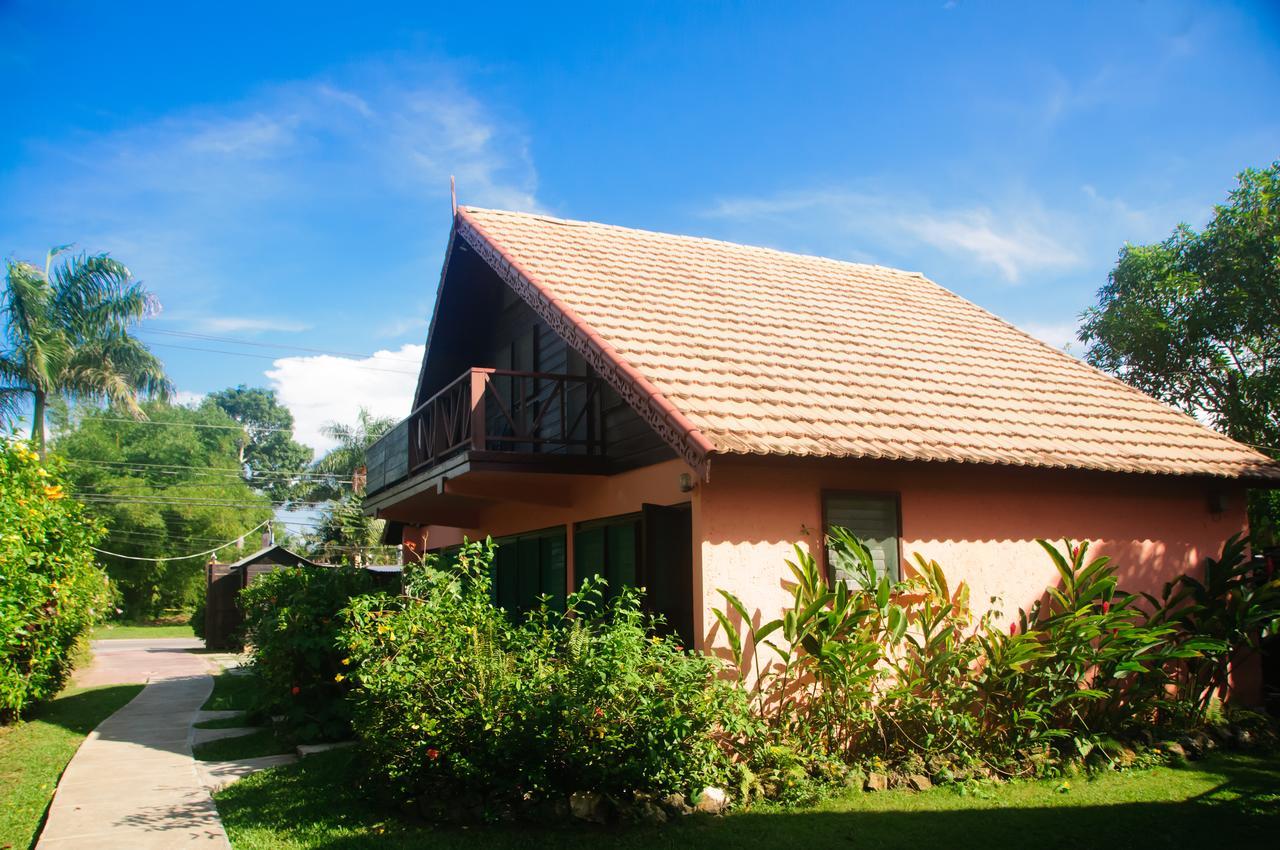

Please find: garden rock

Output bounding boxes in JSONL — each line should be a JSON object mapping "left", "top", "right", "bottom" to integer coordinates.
{"left": 907, "top": 774, "right": 933, "bottom": 792}
{"left": 634, "top": 800, "right": 669, "bottom": 825}
{"left": 659, "top": 793, "right": 693, "bottom": 816}
{"left": 570, "top": 791, "right": 610, "bottom": 824}
{"left": 1158, "top": 741, "right": 1188, "bottom": 763}
{"left": 694, "top": 786, "right": 728, "bottom": 815}
{"left": 864, "top": 772, "right": 888, "bottom": 792}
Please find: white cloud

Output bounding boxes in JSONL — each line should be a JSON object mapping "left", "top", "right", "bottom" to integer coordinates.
{"left": 172, "top": 390, "right": 207, "bottom": 408}
{"left": 706, "top": 189, "right": 1081, "bottom": 283}
{"left": 195, "top": 316, "right": 311, "bottom": 334}
{"left": 265, "top": 344, "right": 424, "bottom": 453}
{"left": 2, "top": 59, "right": 540, "bottom": 315}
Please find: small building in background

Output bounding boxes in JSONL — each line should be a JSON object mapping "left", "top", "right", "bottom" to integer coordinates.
{"left": 203, "top": 544, "right": 320, "bottom": 650}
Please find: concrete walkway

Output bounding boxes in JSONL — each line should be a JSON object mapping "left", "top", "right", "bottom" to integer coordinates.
{"left": 37, "top": 638, "right": 231, "bottom": 848}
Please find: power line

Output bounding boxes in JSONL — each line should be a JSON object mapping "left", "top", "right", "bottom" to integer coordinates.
{"left": 62, "top": 458, "right": 350, "bottom": 480}
{"left": 141, "top": 328, "right": 423, "bottom": 363}
{"left": 75, "top": 493, "right": 331, "bottom": 508}
{"left": 141, "top": 341, "right": 421, "bottom": 375}
{"left": 91, "top": 519, "right": 271, "bottom": 562}
{"left": 83, "top": 416, "right": 292, "bottom": 433}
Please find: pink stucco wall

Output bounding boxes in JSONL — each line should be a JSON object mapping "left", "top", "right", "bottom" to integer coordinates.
{"left": 694, "top": 454, "right": 1249, "bottom": 650}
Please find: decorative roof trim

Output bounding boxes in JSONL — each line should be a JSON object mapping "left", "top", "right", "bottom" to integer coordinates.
{"left": 456, "top": 208, "right": 716, "bottom": 480}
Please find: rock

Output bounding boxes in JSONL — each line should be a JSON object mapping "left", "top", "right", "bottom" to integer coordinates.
{"left": 569, "top": 791, "right": 609, "bottom": 824}
{"left": 1235, "top": 728, "right": 1257, "bottom": 750}
{"left": 694, "top": 786, "right": 728, "bottom": 815}
{"left": 1157, "top": 741, "right": 1187, "bottom": 763}
{"left": 634, "top": 800, "right": 668, "bottom": 825}
{"left": 907, "top": 774, "right": 933, "bottom": 792}
{"left": 659, "top": 793, "right": 693, "bottom": 816}
{"left": 864, "top": 772, "right": 888, "bottom": 792}
{"left": 1116, "top": 748, "right": 1137, "bottom": 768}
{"left": 296, "top": 740, "right": 356, "bottom": 758}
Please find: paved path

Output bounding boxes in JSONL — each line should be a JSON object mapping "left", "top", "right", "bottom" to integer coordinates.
{"left": 38, "top": 638, "right": 231, "bottom": 849}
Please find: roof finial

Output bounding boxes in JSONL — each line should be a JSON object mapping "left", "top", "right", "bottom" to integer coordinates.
{"left": 450, "top": 175, "right": 457, "bottom": 215}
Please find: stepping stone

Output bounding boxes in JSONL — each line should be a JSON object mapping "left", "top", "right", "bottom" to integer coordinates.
{"left": 192, "top": 726, "right": 260, "bottom": 746}
{"left": 197, "top": 754, "right": 298, "bottom": 792}
{"left": 194, "top": 709, "right": 243, "bottom": 724}
{"left": 296, "top": 740, "right": 357, "bottom": 757}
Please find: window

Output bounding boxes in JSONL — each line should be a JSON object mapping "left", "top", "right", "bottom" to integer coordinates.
{"left": 573, "top": 514, "right": 641, "bottom": 599}
{"left": 491, "top": 527, "right": 567, "bottom": 614}
{"left": 824, "top": 493, "right": 901, "bottom": 585}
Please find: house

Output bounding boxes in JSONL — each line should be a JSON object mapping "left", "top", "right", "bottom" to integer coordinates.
{"left": 363, "top": 206, "right": 1280, "bottom": 656}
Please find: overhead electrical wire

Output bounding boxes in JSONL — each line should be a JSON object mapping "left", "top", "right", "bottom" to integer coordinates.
{"left": 140, "top": 328, "right": 423, "bottom": 363}
{"left": 90, "top": 519, "right": 272, "bottom": 562}
{"left": 140, "top": 341, "right": 420, "bottom": 375}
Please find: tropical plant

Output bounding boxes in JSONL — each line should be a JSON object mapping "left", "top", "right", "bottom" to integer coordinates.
{"left": 342, "top": 538, "right": 742, "bottom": 817}
{"left": 310, "top": 407, "right": 395, "bottom": 495}
{"left": 1, "top": 438, "right": 110, "bottom": 721}
{"left": 238, "top": 564, "right": 378, "bottom": 742}
{"left": 1, "top": 248, "right": 171, "bottom": 453}
{"left": 203, "top": 385, "right": 314, "bottom": 503}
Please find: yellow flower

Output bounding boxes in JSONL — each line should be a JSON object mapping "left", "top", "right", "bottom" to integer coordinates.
{"left": 43, "top": 484, "right": 64, "bottom": 500}
{"left": 341, "top": 657, "right": 351, "bottom": 665}
{"left": 334, "top": 673, "right": 346, "bottom": 682}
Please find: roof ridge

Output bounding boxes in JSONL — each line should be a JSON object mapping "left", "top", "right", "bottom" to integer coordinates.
{"left": 457, "top": 205, "right": 926, "bottom": 280}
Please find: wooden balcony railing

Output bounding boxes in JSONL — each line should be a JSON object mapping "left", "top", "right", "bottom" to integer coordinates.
{"left": 405, "top": 368, "right": 603, "bottom": 475}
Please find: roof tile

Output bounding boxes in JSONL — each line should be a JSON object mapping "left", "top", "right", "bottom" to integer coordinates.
{"left": 458, "top": 206, "right": 1280, "bottom": 482}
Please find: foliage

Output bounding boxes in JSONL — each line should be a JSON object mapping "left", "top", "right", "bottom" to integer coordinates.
{"left": 1079, "top": 161, "right": 1280, "bottom": 542}
{"left": 343, "top": 538, "right": 743, "bottom": 813}
{"left": 713, "top": 531, "right": 1279, "bottom": 784}
{"left": 0, "top": 247, "right": 171, "bottom": 452}
{"left": 0, "top": 439, "right": 111, "bottom": 721}
{"left": 305, "top": 491, "right": 389, "bottom": 565}
{"left": 308, "top": 407, "right": 396, "bottom": 501}
{"left": 239, "top": 565, "right": 378, "bottom": 742}
{"left": 54, "top": 401, "right": 273, "bottom": 618}
{"left": 204, "top": 385, "right": 314, "bottom": 503}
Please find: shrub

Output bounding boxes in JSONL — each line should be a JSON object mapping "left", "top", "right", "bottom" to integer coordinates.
{"left": 0, "top": 440, "right": 109, "bottom": 721}
{"left": 239, "top": 565, "right": 377, "bottom": 742}
{"left": 343, "top": 538, "right": 744, "bottom": 817}
{"left": 713, "top": 531, "right": 1278, "bottom": 785}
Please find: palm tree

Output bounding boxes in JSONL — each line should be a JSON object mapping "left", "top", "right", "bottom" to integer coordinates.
{"left": 314, "top": 407, "right": 397, "bottom": 478}
{"left": 1, "top": 247, "right": 172, "bottom": 453}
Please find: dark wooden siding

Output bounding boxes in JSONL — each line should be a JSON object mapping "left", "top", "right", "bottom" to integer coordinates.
{"left": 410, "top": 243, "right": 675, "bottom": 475}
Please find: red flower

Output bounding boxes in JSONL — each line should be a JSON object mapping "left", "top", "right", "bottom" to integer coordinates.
{"left": 1070, "top": 545, "right": 1080, "bottom": 560}
{"left": 593, "top": 707, "right": 605, "bottom": 718}
{"left": 291, "top": 685, "right": 300, "bottom": 696}
{"left": 1101, "top": 601, "right": 1110, "bottom": 614}
{"left": 1111, "top": 628, "right": 1119, "bottom": 639}
{"left": 1009, "top": 622, "right": 1018, "bottom": 636}
{"left": 426, "top": 748, "right": 440, "bottom": 761}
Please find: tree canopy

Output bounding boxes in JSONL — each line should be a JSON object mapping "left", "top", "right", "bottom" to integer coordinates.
{"left": 204, "top": 385, "right": 313, "bottom": 502}
{"left": 1, "top": 248, "right": 171, "bottom": 452}
{"left": 54, "top": 401, "right": 273, "bottom": 617}
{"left": 1080, "top": 161, "right": 1280, "bottom": 541}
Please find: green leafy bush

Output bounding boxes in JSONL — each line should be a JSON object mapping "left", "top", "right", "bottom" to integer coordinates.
{"left": 714, "top": 531, "right": 1280, "bottom": 785}
{"left": 343, "top": 538, "right": 744, "bottom": 817}
{"left": 1, "top": 439, "right": 110, "bottom": 721}
{"left": 239, "top": 565, "right": 377, "bottom": 742}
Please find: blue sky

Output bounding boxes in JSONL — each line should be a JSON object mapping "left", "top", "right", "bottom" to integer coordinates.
{"left": 2, "top": 0, "right": 1278, "bottom": 451}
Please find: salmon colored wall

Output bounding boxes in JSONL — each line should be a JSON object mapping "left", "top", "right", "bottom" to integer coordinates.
{"left": 696, "top": 455, "right": 1249, "bottom": 651}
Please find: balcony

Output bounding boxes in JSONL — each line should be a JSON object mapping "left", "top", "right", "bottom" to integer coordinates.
{"left": 364, "top": 368, "right": 606, "bottom": 500}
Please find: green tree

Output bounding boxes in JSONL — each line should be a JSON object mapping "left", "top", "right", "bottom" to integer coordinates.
{"left": 1080, "top": 161, "right": 1280, "bottom": 542}
{"left": 203, "top": 385, "right": 313, "bottom": 502}
{"left": 1, "top": 248, "right": 171, "bottom": 454}
{"left": 54, "top": 402, "right": 273, "bottom": 617}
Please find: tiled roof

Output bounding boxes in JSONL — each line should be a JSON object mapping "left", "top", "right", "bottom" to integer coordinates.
{"left": 456, "top": 206, "right": 1280, "bottom": 482}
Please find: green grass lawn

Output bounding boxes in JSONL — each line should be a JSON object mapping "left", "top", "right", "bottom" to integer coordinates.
{"left": 92, "top": 621, "right": 195, "bottom": 640}
{"left": 215, "top": 749, "right": 1280, "bottom": 850}
{"left": 0, "top": 684, "right": 144, "bottom": 850}
{"left": 201, "top": 671, "right": 261, "bottom": 712}
{"left": 195, "top": 727, "right": 293, "bottom": 762}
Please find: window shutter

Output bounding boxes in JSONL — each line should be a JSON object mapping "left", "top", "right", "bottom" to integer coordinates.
{"left": 825, "top": 495, "right": 900, "bottom": 583}
{"left": 574, "top": 526, "right": 606, "bottom": 590}
{"left": 540, "top": 534, "right": 567, "bottom": 611}
{"left": 605, "top": 522, "right": 638, "bottom": 595}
